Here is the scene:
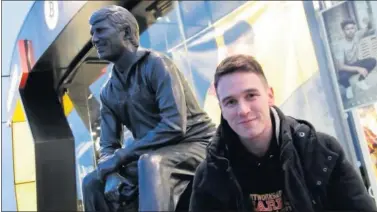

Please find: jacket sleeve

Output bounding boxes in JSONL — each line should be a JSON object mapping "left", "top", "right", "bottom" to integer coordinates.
{"left": 114, "top": 54, "right": 187, "bottom": 163}
{"left": 325, "top": 135, "right": 377, "bottom": 211}
{"left": 189, "top": 162, "right": 218, "bottom": 212}
{"left": 98, "top": 91, "right": 123, "bottom": 161}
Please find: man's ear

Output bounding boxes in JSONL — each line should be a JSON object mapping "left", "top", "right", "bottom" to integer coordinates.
{"left": 123, "top": 25, "right": 131, "bottom": 40}
{"left": 267, "top": 86, "right": 275, "bottom": 106}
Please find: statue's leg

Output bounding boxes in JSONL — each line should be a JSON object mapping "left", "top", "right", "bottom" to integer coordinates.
{"left": 138, "top": 141, "right": 207, "bottom": 211}
{"left": 118, "top": 160, "right": 139, "bottom": 212}
{"left": 82, "top": 170, "right": 115, "bottom": 212}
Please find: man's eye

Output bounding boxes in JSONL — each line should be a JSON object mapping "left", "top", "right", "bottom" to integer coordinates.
{"left": 225, "top": 100, "right": 237, "bottom": 107}
{"left": 246, "top": 93, "right": 256, "bottom": 99}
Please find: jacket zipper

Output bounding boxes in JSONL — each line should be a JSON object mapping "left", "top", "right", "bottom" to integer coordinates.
{"left": 288, "top": 164, "right": 317, "bottom": 212}
{"left": 229, "top": 168, "right": 246, "bottom": 211}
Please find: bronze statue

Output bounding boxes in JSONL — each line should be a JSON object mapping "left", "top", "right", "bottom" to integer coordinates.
{"left": 82, "top": 5, "right": 216, "bottom": 211}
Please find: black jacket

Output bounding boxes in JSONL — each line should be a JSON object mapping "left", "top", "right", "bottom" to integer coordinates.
{"left": 99, "top": 48, "right": 216, "bottom": 164}
{"left": 190, "top": 107, "right": 376, "bottom": 211}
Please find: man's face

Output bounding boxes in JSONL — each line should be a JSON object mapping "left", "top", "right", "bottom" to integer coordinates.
{"left": 217, "top": 71, "right": 274, "bottom": 141}
{"left": 90, "top": 19, "right": 126, "bottom": 61}
{"left": 343, "top": 23, "right": 357, "bottom": 39}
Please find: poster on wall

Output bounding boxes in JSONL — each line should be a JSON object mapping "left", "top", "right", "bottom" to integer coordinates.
{"left": 356, "top": 103, "right": 377, "bottom": 177}
{"left": 355, "top": 103, "right": 377, "bottom": 199}
{"left": 178, "top": 1, "right": 336, "bottom": 136}
{"left": 320, "top": 1, "right": 377, "bottom": 111}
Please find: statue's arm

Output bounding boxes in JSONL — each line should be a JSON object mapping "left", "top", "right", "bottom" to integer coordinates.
{"left": 98, "top": 90, "right": 124, "bottom": 162}
{"left": 114, "top": 54, "right": 187, "bottom": 164}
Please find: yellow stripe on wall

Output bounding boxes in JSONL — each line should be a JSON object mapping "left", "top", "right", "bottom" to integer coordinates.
{"left": 11, "top": 92, "right": 75, "bottom": 124}
{"left": 15, "top": 182, "right": 37, "bottom": 211}
{"left": 62, "top": 93, "right": 74, "bottom": 116}
{"left": 12, "top": 99, "right": 26, "bottom": 123}
{"left": 12, "top": 122, "right": 37, "bottom": 211}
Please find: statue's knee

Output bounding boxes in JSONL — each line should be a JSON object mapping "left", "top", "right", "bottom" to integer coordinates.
{"left": 82, "top": 171, "right": 100, "bottom": 191}
{"left": 138, "top": 153, "right": 163, "bottom": 173}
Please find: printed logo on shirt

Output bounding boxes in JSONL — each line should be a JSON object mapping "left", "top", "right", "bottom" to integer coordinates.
{"left": 250, "top": 190, "right": 292, "bottom": 212}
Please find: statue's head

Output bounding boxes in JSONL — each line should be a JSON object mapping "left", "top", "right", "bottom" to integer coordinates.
{"left": 89, "top": 5, "right": 139, "bottom": 61}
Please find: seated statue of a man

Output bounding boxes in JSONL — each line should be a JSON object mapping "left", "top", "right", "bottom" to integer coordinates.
{"left": 82, "top": 5, "right": 216, "bottom": 212}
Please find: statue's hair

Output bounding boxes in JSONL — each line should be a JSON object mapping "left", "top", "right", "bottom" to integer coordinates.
{"left": 90, "top": 5, "right": 139, "bottom": 48}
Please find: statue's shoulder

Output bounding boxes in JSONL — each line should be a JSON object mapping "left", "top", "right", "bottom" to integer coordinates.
{"left": 99, "top": 72, "right": 113, "bottom": 99}
{"left": 140, "top": 48, "right": 170, "bottom": 63}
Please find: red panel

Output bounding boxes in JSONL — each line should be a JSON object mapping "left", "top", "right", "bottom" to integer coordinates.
{"left": 18, "top": 40, "right": 35, "bottom": 89}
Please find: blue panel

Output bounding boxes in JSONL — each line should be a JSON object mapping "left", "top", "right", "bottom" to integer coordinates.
{"left": 2, "top": 1, "right": 33, "bottom": 76}
{"left": 186, "top": 29, "right": 219, "bottom": 106}
{"left": 14, "top": 1, "right": 87, "bottom": 65}
{"left": 89, "top": 67, "right": 112, "bottom": 103}
{"left": 67, "top": 110, "right": 96, "bottom": 202}
{"left": 207, "top": 1, "right": 247, "bottom": 22}
{"left": 179, "top": 1, "right": 211, "bottom": 38}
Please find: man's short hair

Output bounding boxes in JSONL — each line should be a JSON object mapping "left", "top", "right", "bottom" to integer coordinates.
{"left": 341, "top": 19, "right": 356, "bottom": 30}
{"left": 214, "top": 54, "right": 268, "bottom": 89}
{"left": 223, "top": 20, "right": 253, "bottom": 46}
{"left": 89, "top": 5, "right": 139, "bottom": 48}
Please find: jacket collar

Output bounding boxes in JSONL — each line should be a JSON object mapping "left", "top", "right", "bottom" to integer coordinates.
{"left": 110, "top": 48, "right": 151, "bottom": 80}
{"left": 134, "top": 47, "right": 150, "bottom": 64}
{"left": 111, "top": 47, "right": 150, "bottom": 70}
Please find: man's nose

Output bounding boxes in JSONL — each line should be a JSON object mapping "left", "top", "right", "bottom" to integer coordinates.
{"left": 92, "top": 34, "right": 100, "bottom": 46}
{"left": 237, "top": 101, "right": 250, "bottom": 116}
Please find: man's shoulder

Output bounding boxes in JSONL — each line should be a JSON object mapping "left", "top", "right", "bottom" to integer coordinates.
{"left": 99, "top": 77, "right": 112, "bottom": 101}
{"left": 285, "top": 116, "right": 342, "bottom": 155}
{"left": 147, "top": 50, "right": 164, "bottom": 59}
{"left": 192, "top": 159, "right": 207, "bottom": 185}
{"left": 145, "top": 50, "right": 177, "bottom": 67}
{"left": 140, "top": 49, "right": 168, "bottom": 63}
{"left": 315, "top": 131, "right": 343, "bottom": 154}
{"left": 140, "top": 49, "right": 180, "bottom": 79}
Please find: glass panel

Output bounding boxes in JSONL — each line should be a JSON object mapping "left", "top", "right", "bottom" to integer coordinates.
{"left": 136, "top": 0, "right": 222, "bottom": 109}
{"left": 207, "top": 1, "right": 248, "bottom": 22}
{"left": 207, "top": 1, "right": 337, "bottom": 136}
{"left": 142, "top": 1, "right": 337, "bottom": 135}
{"left": 179, "top": 1, "right": 212, "bottom": 38}
{"left": 65, "top": 62, "right": 109, "bottom": 209}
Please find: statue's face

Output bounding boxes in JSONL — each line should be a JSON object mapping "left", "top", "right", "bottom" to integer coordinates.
{"left": 90, "top": 18, "right": 126, "bottom": 61}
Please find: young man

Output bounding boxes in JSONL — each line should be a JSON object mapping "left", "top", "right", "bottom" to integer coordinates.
{"left": 190, "top": 54, "right": 376, "bottom": 211}
{"left": 82, "top": 5, "right": 216, "bottom": 212}
{"left": 335, "top": 19, "right": 376, "bottom": 99}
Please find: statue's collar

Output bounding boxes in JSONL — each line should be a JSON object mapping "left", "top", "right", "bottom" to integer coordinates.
{"left": 113, "top": 48, "right": 150, "bottom": 73}
{"left": 133, "top": 47, "right": 151, "bottom": 65}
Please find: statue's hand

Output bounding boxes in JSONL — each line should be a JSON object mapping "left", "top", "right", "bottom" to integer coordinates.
{"left": 97, "top": 154, "right": 121, "bottom": 181}
{"left": 104, "top": 172, "right": 128, "bottom": 203}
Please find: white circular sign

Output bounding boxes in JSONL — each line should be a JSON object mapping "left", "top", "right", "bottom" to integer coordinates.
{"left": 44, "top": 1, "right": 59, "bottom": 30}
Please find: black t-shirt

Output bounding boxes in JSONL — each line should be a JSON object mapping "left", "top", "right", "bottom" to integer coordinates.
{"left": 228, "top": 115, "right": 293, "bottom": 212}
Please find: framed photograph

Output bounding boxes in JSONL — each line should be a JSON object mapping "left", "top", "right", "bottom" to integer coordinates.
{"left": 320, "top": 1, "right": 377, "bottom": 111}
{"left": 353, "top": 103, "right": 377, "bottom": 200}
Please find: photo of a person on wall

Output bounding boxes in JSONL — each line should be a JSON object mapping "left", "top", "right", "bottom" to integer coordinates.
{"left": 321, "top": 1, "right": 377, "bottom": 110}
{"left": 334, "top": 18, "right": 376, "bottom": 99}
